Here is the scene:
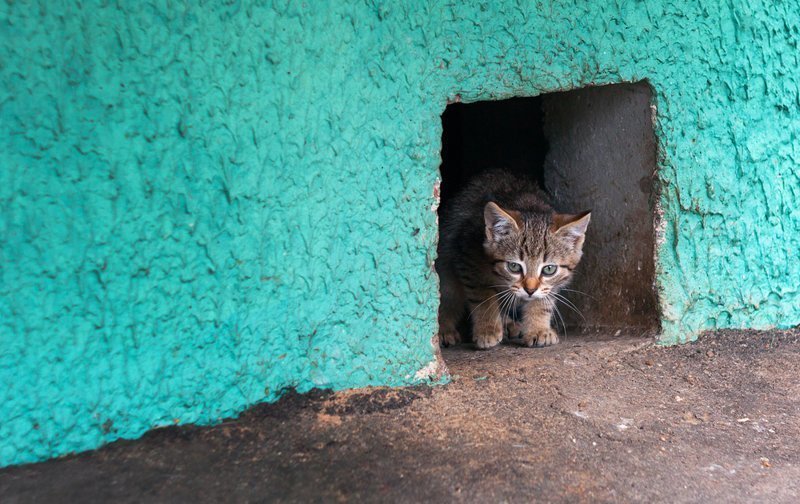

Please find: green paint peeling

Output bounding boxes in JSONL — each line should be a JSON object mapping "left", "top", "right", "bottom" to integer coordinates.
{"left": 1, "top": 1, "right": 799, "bottom": 466}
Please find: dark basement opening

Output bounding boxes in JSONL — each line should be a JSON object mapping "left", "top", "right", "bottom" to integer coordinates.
{"left": 438, "top": 81, "right": 660, "bottom": 342}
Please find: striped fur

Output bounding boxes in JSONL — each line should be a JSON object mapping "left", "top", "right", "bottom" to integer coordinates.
{"left": 437, "top": 169, "right": 590, "bottom": 349}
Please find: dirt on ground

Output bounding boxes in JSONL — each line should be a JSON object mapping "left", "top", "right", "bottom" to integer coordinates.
{"left": 2, "top": 329, "right": 800, "bottom": 503}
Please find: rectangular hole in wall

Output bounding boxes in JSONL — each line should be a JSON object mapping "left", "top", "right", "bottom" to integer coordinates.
{"left": 438, "top": 82, "right": 660, "bottom": 344}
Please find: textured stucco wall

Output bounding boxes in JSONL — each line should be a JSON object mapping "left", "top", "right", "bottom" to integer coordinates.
{"left": 2, "top": 1, "right": 799, "bottom": 466}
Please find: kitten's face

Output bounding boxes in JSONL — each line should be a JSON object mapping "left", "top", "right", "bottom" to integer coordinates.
{"left": 483, "top": 202, "right": 591, "bottom": 302}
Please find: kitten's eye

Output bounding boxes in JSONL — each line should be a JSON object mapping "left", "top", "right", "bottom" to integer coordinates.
{"left": 541, "top": 264, "right": 558, "bottom": 276}
{"left": 506, "top": 262, "right": 522, "bottom": 274}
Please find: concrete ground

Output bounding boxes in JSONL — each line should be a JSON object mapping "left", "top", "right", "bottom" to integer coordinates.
{"left": 2, "top": 329, "right": 800, "bottom": 503}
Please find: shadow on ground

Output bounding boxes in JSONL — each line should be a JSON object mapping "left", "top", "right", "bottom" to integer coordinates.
{"left": 2, "top": 329, "right": 800, "bottom": 503}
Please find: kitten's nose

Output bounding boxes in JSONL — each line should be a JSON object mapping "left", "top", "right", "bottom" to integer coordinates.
{"left": 522, "top": 278, "right": 539, "bottom": 296}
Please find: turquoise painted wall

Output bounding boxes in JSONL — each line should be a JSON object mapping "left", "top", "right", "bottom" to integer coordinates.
{"left": 1, "top": 1, "right": 799, "bottom": 466}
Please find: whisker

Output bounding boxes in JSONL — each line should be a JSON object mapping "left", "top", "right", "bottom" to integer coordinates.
{"left": 547, "top": 297, "right": 566, "bottom": 338}
{"left": 556, "top": 298, "right": 586, "bottom": 322}
{"left": 487, "top": 292, "right": 503, "bottom": 322}
{"left": 498, "top": 291, "right": 517, "bottom": 342}
{"left": 508, "top": 295, "right": 519, "bottom": 339}
{"left": 542, "top": 297, "right": 567, "bottom": 335}
{"left": 476, "top": 290, "right": 512, "bottom": 338}
{"left": 468, "top": 290, "right": 509, "bottom": 344}
{"left": 499, "top": 291, "right": 514, "bottom": 323}
{"left": 560, "top": 288, "right": 597, "bottom": 301}
{"left": 550, "top": 292, "right": 583, "bottom": 314}
{"left": 497, "top": 293, "right": 511, "bottom": 338}
{"left": 467, "top": 290, "right": 509, "bottom": 319}
{"left": 511, "top": 295, "right": 518, "bottom": 322}
{"left": 549, "top": 292, "right": 586, "bottom": 322}
{"left": 505, "top": 291, "right": 519, "bottom": 321}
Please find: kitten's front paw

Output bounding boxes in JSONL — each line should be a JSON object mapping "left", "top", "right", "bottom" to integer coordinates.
{"left": 522, "top": 327, "right": 559, "bottom": 347}
{"left": 474, "top": 329, "right": 503, "bottom": 350}
{"left": 439, "top": 329, "right": 462, "bottom": 347}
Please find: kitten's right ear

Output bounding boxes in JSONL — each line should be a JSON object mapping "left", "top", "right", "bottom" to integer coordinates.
{"left": 484, "top": 202, "right": 520, "bottom": 241}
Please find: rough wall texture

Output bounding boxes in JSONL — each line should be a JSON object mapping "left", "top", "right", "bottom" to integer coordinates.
{"left": 1, "top": 1, "right": 799, "bottom": 466}
{"left": 544, "top": 82, "right": 659, "bottom": 329}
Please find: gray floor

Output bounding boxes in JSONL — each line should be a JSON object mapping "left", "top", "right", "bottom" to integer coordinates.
{"left": 2, "top": 329, "right": 799, "bottom": 503}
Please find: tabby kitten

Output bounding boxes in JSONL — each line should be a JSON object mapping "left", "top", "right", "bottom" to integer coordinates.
{"left": 436, "top": 169, "right": 590, "bottom": 349}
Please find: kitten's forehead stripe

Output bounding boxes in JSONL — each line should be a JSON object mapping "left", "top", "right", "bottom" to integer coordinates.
{"left": 519, "top": 221, "right": 528, "bottom": 260}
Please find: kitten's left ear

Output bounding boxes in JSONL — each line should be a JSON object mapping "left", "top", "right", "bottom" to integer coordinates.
{"left": 552, "top": 211, "right": 592, "bottom": 249}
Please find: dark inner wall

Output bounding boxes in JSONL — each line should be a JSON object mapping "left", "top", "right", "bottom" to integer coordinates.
{"left": 543, "top": 83, "right": 658, "bottom": 329}
{"left": 439, "top": 97, "right": 548, "bottom": 203}
{"left": 438, "top": 83, "right": 659, "bottom": 330}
